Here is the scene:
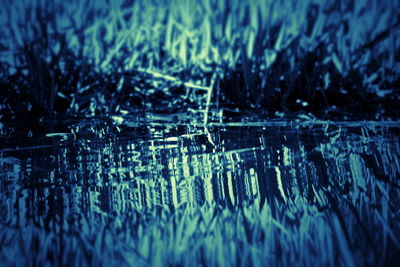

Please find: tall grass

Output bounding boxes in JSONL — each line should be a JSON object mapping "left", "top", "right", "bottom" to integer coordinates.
{"left": 0, "top": 0, "right": 399, "bottom": 117}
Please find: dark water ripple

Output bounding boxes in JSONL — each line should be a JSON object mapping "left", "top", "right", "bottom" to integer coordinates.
{"left": 1, "top": 121, "right": 399, "bottom": 219}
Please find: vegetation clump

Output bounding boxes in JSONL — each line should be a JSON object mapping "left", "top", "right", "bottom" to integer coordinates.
{"left": 1, "top": 0, "right": 399, "bottom": 124}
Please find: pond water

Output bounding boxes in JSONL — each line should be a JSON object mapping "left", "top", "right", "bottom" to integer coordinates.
{"left": 1, "top": 117, "right": 400, "bottom": 265}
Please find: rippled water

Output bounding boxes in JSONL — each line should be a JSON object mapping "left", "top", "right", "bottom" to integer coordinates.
{"left": 1, "top": 118, "right": 399, "bottom": 265}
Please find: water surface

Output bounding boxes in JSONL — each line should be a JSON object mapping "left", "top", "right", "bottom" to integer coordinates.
{"left": 1, "top": 118, "right": 399, "bottom": 265}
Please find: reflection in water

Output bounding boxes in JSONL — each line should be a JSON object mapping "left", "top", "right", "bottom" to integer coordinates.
{"left": 1, "top": 121, "right": 399, "bottom": 265}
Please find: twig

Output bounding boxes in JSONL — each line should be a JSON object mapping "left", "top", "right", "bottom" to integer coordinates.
{"left": 137, "top": 68, "right": 209, "bottom": 91}
{"left": 203, "top": 73, "right": 217, "bottom": 125}
{"left": 136, "top": 67, "right": 215, "bottom": 124}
